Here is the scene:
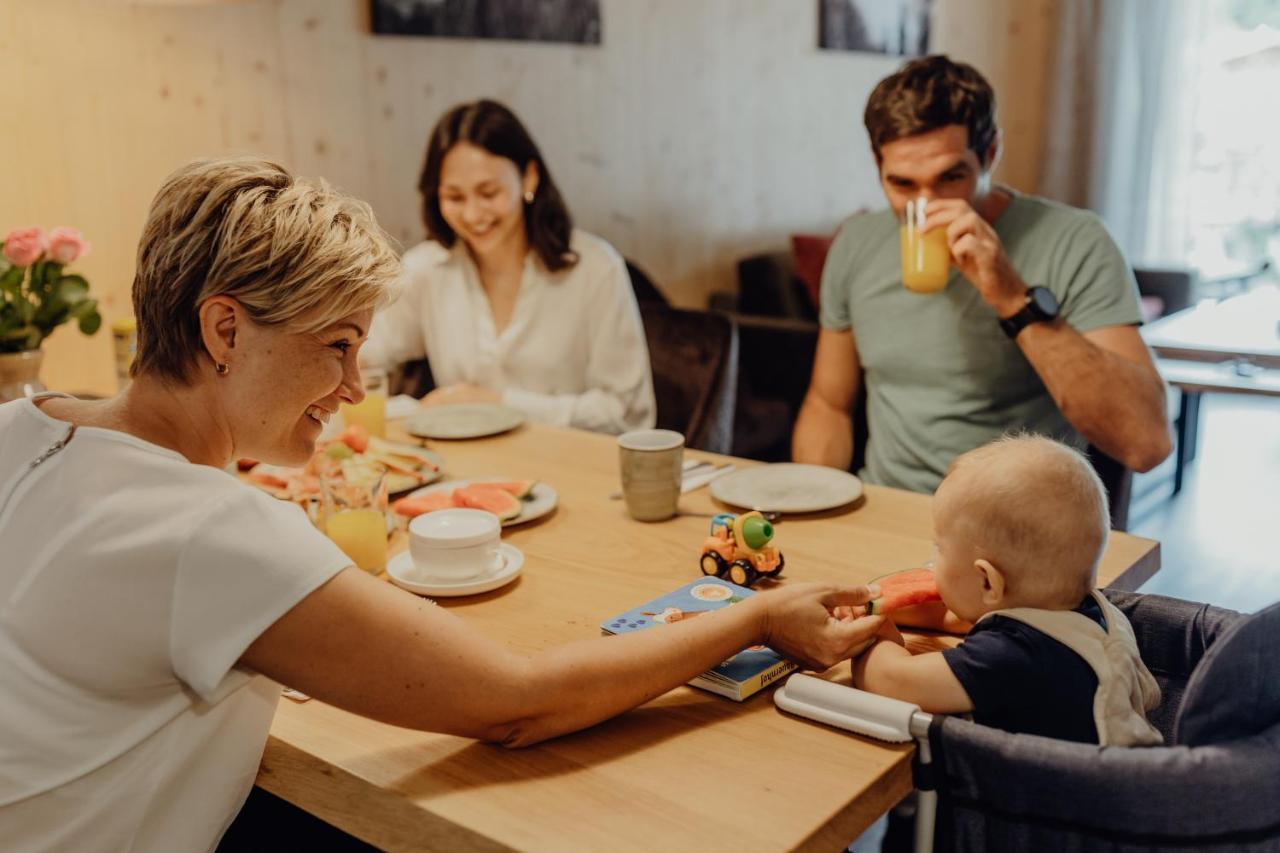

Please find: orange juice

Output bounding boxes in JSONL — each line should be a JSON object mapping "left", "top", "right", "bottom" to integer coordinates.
{"left": 341, "top": 391, "right": 387, "bottom": 439}
{"left": 325, "top": 507, "right": 388, "bottom": 573}
{"left": 899, "top": 224, "right": 950, "bottom": 293}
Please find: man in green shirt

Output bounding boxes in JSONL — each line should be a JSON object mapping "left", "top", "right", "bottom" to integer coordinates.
{"left": 793, "top": 55, "right": 1171, "bottom": 494}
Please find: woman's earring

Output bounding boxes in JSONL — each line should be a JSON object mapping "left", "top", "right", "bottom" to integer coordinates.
{"left": 215, "top": 362, "right": 230, "bottom": 376}
{"left": 523, "top": 190, "right": 534, "bottom": 204}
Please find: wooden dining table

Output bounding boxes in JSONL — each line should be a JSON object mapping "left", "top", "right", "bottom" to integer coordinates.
{"left": 256, "top": 420, "right": 1161, "bottom": 852}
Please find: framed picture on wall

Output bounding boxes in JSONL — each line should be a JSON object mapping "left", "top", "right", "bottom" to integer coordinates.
{"left": 370, "top": 0, "right": 602, "bottom": 45}
{"left": 819, "top": 0, "right": 932, "bottom": 56}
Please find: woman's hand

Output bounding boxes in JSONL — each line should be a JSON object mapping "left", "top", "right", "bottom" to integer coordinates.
{"left": 758, "top": 583, "right": 885, "bottom": 671}
{"left": 420, "top": 383, "right": 501, "bottom": 406}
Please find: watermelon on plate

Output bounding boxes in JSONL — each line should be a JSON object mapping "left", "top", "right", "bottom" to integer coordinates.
{"left": 475, "top": 480, "right": 537, "bottom": 499}
{"left": 867, "top": 567, "right": 941, "bottom": 615}
{"left": 451, "top": 484, "right": 522, "bottom": 521}
{"left": 392, "top": 492, "right": 456, "bottom": 518}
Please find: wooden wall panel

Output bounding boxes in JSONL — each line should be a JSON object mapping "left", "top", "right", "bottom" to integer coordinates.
{"left": 2, "top": 0, "right": 1056, "bottom": 395}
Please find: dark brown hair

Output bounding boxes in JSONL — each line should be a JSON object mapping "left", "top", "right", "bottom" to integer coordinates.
{"left": 419, "top": 99, "right": 577, "bottom": 272}
{"left": 863, "top": 55, "right": 997, "bottom": 165}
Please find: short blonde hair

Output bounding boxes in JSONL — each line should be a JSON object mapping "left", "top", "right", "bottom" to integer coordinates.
{"left": 939, "top": 434, "right": 1109, "bottom": 607}
{"left": 131, "top": 157, "right": 400, "bottom": 382}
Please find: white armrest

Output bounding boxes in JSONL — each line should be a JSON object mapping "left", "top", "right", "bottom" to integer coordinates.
{"left": 774, "top": 673, "right": 931, "bottom": 743}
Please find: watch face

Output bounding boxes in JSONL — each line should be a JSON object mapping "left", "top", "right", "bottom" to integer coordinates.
{"left": 1030, "top": 286, "right": 1060, "bottom": 317}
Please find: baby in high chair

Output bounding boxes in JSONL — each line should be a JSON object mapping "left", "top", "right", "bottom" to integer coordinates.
{"left": 852, "top": 435, "right": 1163, "bottom": 746}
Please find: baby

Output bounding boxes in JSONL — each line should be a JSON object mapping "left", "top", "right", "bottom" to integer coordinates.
{"left": 853, "top": 435, "right": 1163, "bottom": 746}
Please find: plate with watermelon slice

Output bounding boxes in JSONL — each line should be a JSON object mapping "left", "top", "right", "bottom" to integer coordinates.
{"left": 392, "top": 478, "right": 557, "bottom": 527}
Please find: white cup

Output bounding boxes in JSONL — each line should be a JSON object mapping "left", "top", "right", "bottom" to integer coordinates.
{"left": 618, "top": 429, "right": 685, "bottom": 522}
{"left": 407, "top": 508, "right": 503, "bottom": 582}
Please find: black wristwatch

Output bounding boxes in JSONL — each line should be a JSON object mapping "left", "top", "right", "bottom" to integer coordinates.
{"left": 999, "top": 286, "right": 1060, "bottom": 339}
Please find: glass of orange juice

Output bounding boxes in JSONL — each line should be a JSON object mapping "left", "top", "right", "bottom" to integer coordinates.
{"left": 900, "top": 197, "right": 950, "bottom": 293}
{"left": 321, "top": 467, "right": 389, "bottom": 574}
{"left": 340, "top": 366, "right": 387, "bottom": 438}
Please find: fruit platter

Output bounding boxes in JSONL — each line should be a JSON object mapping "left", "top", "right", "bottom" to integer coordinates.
{"left": 241, "top": 424, "right": 445, "bottom": 501}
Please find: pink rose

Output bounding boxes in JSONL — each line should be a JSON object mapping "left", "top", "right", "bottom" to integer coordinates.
{"left": 2, "top": 227, "right": 46, "bottom": 267}
{"left": 45, "top": 227, "right": 90, "bottom": 265}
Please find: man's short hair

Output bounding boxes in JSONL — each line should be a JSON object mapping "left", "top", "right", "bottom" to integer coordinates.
{"left": 863, "top": 54, "right": 998, "bottom": 165}
{"left": 132, "top": 157, "right": 400, "bottom": 383}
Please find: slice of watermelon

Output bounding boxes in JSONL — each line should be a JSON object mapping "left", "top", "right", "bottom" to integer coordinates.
{"left": 392, "top": 492, "right": 455, "bottom": 517}
{"left": 476, "top": 480, "right": 537, "bottom": 499}
{"left": 867, "top": 567, "right": 941, "bottom": 615}
{"left": 451, "top": 484, "right": 522, "bottom": 521}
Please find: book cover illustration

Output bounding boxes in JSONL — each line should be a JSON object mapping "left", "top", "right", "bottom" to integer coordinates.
{"left": 601, "top": 578, "right": 797, "bottom": 700}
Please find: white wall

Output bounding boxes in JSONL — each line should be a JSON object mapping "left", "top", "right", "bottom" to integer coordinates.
{"left": 1, "top": 0, "right": 1056, "bottom": 394}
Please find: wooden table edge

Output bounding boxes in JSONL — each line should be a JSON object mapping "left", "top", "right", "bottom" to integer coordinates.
{"left": 256, "top": 735, "right": 516, "bottom": 852}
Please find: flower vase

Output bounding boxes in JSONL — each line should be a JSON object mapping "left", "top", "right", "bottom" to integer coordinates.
{"left": 0, "top": 349, "right": 47, "bottom": 403}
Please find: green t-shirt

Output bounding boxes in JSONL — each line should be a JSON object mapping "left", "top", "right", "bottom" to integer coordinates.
{"left": 819, "top": 190, "right": 1143, "bottom": 494}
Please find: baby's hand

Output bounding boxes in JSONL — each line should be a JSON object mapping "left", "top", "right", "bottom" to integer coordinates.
{"left": 833, "top": 582, "right": 881, "bottom": 621}
{"left": 877, "top": 619, "right": 906, "bottom": 646}
{"left": 832, "top": 604, "right": 865, "bottom": 622}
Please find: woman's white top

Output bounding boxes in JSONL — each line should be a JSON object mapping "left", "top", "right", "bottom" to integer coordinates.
{"left": 363, "top": 229, "right": 656, "bottom": 435}
{"left": 0, "top": 397, "right": 352, "bottom": 852}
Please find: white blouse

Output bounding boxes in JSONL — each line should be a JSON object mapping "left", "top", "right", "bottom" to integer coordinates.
{"left": 364, "top": 229, "right": 656, "bottom": 435}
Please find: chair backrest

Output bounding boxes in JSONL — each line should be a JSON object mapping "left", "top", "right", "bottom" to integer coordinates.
{"left": 640, "top": 307, "right": 738, "bottom": 454}
{"left": 389, "top": 357, "right": 436, "bottom": 398}
{"left": 1175, "top": 598, "right": 1280, "bottom": 746}
{"left": 735, "top": 252, "right": 817, "bottom": 320}
{"left": 625, "top": 258, "right": 669, "bottom": 308}
{"left": 1102, "top": 588, "right": 1242, "bottom": 740}
{"left": 1134, "top": 267, "right": 1196, "bottom": 317}
{"left": 1085, "top": 444, "right": 1133, "bottom": 531}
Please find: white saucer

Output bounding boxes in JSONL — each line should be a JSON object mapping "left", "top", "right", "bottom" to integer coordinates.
{"left": 386, "top": 543, "right": 523, "bottom": 597}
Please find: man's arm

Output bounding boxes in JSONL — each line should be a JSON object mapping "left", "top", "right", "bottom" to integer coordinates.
{"left": 1014, "top": 321, "right": 1171, "bottom": 471}
{"left": 792, "top": 328, "right": 861, "bottom": 470}
{"left": 931, "top": 199, "right": 1172, "bottom": 472}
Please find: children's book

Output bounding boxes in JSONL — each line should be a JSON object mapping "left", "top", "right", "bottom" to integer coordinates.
{"left": 601, "top": 578, "right": 796, "bottom": 701}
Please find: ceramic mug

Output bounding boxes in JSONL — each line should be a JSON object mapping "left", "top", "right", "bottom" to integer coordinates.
{"left": 617, "top": 429, "right": 685, "bottom": 522}
{"left": 407, "top": 508, "right": 503, "bottom": 582}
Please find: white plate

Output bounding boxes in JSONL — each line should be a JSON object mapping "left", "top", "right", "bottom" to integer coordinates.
{"left": 404, "top": 404, "right": 526, "bottom": 440}
{"left": 403, "top": 479, "right": 558, "bottom": 527}
{"left": 386, "top": 544, "right": 523, "bottom": 597}
{"left": 710, "top": 463, "right": 864, "bottom": 514}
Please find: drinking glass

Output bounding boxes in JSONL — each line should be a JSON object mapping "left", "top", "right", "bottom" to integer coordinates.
{"left": 341, "top": 366, "right": 388, "bottom": 438}
{"left": 899, "top": 197, "right": 950, "bottom": 293}
{"left": 321, "top": 468, "right": 389, "bottom": 574}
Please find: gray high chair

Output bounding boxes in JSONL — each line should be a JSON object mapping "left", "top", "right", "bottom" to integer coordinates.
{"left": 775, "top": 590, "right": 1280, "bottom": 853}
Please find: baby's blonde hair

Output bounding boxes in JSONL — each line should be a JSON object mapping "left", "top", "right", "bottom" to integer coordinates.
{"left": 940, "top": 434, "right": 1109, "bottom": 607}
{"left": 132, "top": 157, "right": 400, "bottom": 382}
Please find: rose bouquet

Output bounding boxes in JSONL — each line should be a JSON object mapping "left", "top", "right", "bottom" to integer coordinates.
{"left": 0, "top": 226, "right": 101, "bottom": 353}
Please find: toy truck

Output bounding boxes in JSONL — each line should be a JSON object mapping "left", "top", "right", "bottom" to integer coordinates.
{"left": 698, "top": 511, "right": 784, "bottom": 588}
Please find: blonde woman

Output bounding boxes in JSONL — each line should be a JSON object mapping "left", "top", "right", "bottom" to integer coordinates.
{"left": 0, "top": 157, "right": 882, "bottom": 851}
{"left": 362, "top": 99, "right": 655, "bottom": 435}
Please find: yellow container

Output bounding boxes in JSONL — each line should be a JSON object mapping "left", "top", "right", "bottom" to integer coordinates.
{"left": 325, "top": 508, "right": 389, "bottom": 573}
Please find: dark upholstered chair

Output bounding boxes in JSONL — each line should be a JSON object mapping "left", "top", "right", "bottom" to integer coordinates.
{"left": 731, "top": 251, "right": 817, "bottom": 320}
{"left": 1086, "top": 444, "right": 1134, "bottom": 532}
{"left": 640, "top": 306, "right": 738, "bottom": 454}
{"left": 625, "top": 258, "right": 669, "bottom": 307}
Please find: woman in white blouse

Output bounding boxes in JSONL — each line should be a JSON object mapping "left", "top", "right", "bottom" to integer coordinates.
{"left": 363, "top": 99, "right": 656, "bottom": 435}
